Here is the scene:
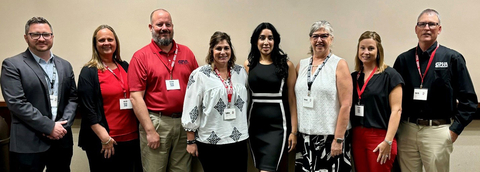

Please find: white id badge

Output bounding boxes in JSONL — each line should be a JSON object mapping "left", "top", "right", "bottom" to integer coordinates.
{"left": 302, "top": 96, "right": 314, "bottom": 108}
{"left": 119, "top": 98, "right": 133, "bottom": 109}
{"left": 413, "top": 88, "right": 428, "bottom": 101}
{"left": 50, "top": 95, "right": 58, "bottom": 107}
{"left": 223, "top": 108, "right": 236, "bottom": 120}
{"left": 165, "top": 79, "right": 180, "bottom": 90}
{"left": 355, "top": 105, "right": 364, "bottom": 117}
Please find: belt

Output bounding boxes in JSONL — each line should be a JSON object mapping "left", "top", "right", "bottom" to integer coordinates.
{"left": 406, "top": 117, "right": 451, "bottom": 126}
{"left": 148, "top": 110, "right": 182, "bottom": 118}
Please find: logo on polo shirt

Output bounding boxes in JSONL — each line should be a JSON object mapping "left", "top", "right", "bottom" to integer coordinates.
{"left": 178, "top": 60, "right": 189, "bottom": 64}
{"left": 435, "top": 62, "right": 448, "bottom": 68}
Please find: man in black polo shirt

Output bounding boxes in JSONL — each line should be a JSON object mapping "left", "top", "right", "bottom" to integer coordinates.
{"left": 393, "top": 8, "right": 477, "bottom": 172}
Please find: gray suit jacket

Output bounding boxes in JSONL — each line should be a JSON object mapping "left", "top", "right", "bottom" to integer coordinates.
{"left": 1, "top": 49, "right": 77, "bottom": 153}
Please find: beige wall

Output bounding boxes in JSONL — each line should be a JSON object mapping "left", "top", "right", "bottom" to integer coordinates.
{"left": 1, "top": 0, "right": 479, "bottom": 100}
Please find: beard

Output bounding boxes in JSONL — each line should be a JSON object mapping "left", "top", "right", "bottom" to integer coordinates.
{"left": 152, "top": 30, "right": 173, "bottom": 46}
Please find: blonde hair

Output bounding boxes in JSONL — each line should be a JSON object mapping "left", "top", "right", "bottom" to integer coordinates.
{"left": 354, "top": 31, "right": 387, "bottom": 72}
{"left": 85, "top": 25, "right": 122, "bottom": 70}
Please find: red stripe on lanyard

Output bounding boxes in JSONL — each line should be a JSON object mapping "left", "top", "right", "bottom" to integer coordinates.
{"left": 104, "top": 62, "right": 127, "bottom": 98}
{"left": 214, "top": 68, "right": 232, "bottom": 105}
{"left": 415, "top": 44, "right": 439, "bottom": 88}
{"left": 356, "top": 66, "right": 377, "bottom": 104}
{"left": 157, "top": 44, "right": 179, "bottom": 79}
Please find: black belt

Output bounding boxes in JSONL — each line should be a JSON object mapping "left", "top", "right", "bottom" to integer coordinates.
{"left": 406, "top": 117, "right": 451, "bottom": 126}
{"left": 148, "top": 110, "right": 182, "bottom": 118}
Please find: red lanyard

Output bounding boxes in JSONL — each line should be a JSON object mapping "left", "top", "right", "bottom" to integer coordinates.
{"left": 214, "top": 68, "right": 233, "bottom": 105}
{"left": 104, "top": 62, "right": 127, "bottom": 98}
{"left": 415, "top": 44, "right": 439, "bottom": 88}
{"left": 157, "top": 44, "right": 179, "bottom": 79}
{"left": 356, "top": 66, "right": 377, "bottom": 104}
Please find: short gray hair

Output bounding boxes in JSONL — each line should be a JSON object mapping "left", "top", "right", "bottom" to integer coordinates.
{"left": 309, "top": 20, "right": 334, "bottom": 38}
{"left": 418, "top": 9, "right": 441, "bottom": 25}
{"left": 25, "top": 17, "right": 52, "bottom": 35}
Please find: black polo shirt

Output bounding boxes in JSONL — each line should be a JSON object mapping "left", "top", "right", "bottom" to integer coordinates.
{"left": 393, "top": 42, "right": 477, "bottom": 134}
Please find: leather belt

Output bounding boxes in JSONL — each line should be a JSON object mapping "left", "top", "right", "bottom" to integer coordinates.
{"left": 148, "top": 110, "right": 182, "bottom": 118}
{"left": 406, "top": 117, "right": 451, "bottom": 126}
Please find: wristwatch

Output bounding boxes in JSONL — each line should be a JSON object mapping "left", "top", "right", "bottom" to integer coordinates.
{"left": 186, "top": 140, "right": 196, "bottom": 145}
{"left": 336, "top": 138, "right": 344, "bottom": 143}
{"left": 384, "top": 140, "right": 392, "bottom": 146}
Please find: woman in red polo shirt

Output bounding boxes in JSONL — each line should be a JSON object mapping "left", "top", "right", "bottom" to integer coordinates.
{"left": 78, "top": 25, "right": 141, "bottom": 172}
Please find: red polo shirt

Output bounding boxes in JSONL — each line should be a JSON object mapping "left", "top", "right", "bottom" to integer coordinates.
{"left": 128, "top": 40, "right": 198, "bottom": 115}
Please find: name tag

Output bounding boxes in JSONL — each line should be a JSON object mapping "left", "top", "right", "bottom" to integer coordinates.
{"left": 355, "top": 105, "right": 364, "bottom": 117}
{"left": 50, "top": 95, "right": 58, "bottom": 107}
{"left": 413, "top": 88, "right": 428, "bottom": 101}
{"left": 302, "top": 96, "right": 314, "bottom": 108}
{"left": 165, "top": 79, "right": 180, "bottom": 90}
{"left": 119, "top": 98, "right": 133, "bottom": 110}
{"left": 223, "top": 108, "right": 236, "bottom": 120}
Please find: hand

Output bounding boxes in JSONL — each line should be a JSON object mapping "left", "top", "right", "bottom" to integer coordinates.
{"left": 288, "top": 133, "right": 297, "bottom": 153}
{"left": 146, "top": 131, "right": 160, "bottom": 149}
{"left": 450, "top": 130, "right": 458, "bottom": 143}
{"left": 187, "top": 144, "right": 198, "bottom": 157}
{"left": 373, "top": 141, "right": 391, "bottom": 165}
{"left": 101, "top": 137, "right": 117, "bottom": 159}
{"left": 330, "top": 141, "right": 343, "bottom": 157}
{"left": 49, "top": 121, "right": 67, "bottom": 140}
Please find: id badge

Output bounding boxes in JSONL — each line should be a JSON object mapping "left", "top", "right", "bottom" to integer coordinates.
{"left": 355, "top": 105, "right": 364, "bottom": 117}
{"left": 50, "top": 95, "right": 58, "bottom": 107}
{"left": 413, "top": 88, "right": 428, "bottom": 101}
{"left": 165, "top": 79, "right": 180, "bottom": 90}
{"left": 223, "top": 108, "right": 236, "bottom": 120}
{"left": 302, "top": 96, "right": 314, "bottom": 108}
{"left": 119, "top": 98, "right": 133, "bottom": 110}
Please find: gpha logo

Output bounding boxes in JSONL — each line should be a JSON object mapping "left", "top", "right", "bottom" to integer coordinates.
{"left": 435, "top": 62, "right": 448, "bottom": 68}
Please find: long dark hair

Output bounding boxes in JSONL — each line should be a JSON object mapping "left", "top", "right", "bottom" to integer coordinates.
{"left": 248, "top": 22, "right": 288, "bottom": 79}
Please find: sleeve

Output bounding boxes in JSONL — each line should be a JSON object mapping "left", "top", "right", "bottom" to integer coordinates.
{"left": 77, "top": 67, "right": 101, "bottom": 126}
{"left": 181, "top": 69, "right": 204, "bottom": 132}
{"left": 59, "top": 62, "right": 78, "bottom": 129}
{"left": 0, "top": 59, "right": 54, "bottom": 134}
{"left": 449, "top": 54, "right": 478, "bottom": 135}
{"left": 388, "top": 68, "right": 405, "bottom": 92}
{"left": 128, "top": 54, "right": 147, "bottom": 91}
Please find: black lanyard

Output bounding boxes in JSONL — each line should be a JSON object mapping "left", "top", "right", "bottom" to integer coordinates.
{"left": 307, "top": 53, "right": 330, "bottom": 95}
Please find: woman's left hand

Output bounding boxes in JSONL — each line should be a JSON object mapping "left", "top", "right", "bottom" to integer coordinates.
{"left": 288, "top": 133, "right": 297, "bottom": 152}
{"left": 373, "top": 141, "right": 391, "bottom": 164}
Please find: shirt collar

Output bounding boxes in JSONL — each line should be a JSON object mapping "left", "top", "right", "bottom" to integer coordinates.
{"left": 416, "top": 41, "right": 438, "bottom": 56}
{"left": 150, "top": 39, "right": 177, "bottom": 54}
{"left": 29, "top": 49, "right": 54, "bottom": 64}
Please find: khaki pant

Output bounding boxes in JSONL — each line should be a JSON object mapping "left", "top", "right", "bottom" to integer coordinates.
{"left": 397, "top": 121, "right": 453, "bottom": 172}
{"left": 139, "top": 112, "right": 191, "bottom": 172}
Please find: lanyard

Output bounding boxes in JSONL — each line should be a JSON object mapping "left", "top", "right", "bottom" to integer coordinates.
{"left": 158, "top": 44, "right": 179, "bottom": 79}
{"left": 356, "top": 66, "right": 377, "bottom": 105}
{"left": 104, "top": 62, "right": 127, "bottom": 98}
{"left": 307, "top": 54, "right": 330, "bottom": 96}
{"left": 214, "top": 68, "right": 233, "bottom": 106}
{"left": 415, "top": 44, "right": 439, "bottom": 88}
{"left": 40, "top": 62, "right": 56, "bottom": 95}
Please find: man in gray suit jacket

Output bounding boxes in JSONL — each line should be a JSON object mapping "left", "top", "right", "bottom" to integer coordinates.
{"left": 0, "top": 17, "right": 77, "bottom": 172}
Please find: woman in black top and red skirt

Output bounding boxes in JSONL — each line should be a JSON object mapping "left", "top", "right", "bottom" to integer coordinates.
{"left": 350, "top": 31, "right": 404, "bottom": 172}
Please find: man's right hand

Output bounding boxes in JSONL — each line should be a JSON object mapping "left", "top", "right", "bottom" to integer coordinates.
{"left": 146, "top": 131, "right": 161, "bottom": 149}
{"left": 49, "top": 120, "right": 67, "bottom": 140}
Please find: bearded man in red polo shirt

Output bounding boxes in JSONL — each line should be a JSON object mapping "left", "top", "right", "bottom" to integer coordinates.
{"left": 128, "top": 9, "right": 199, "bottom": 172}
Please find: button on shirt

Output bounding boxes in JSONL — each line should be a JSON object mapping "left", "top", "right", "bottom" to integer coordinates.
{"left": 393, "top": 42, "right": 477, "bottom": 134}
{"left": 30, "top": 51, "right": 59, "bottom": 121}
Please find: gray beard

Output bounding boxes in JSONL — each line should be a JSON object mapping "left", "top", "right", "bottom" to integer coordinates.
{"left": 152, "top": 32, "right": 173, "bottom": 46}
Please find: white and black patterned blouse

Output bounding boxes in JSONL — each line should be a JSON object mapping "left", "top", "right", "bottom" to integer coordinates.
{"left": 182, "top": 64, "right": 249, "bottom": 145}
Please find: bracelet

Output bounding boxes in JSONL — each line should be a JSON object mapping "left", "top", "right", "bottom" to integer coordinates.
{"left": 384, "top": 140, "right": 392, "bottom": 146}
{"left": 290, "top": 132, "right": 297, "bottom": 136}
{"left": 102, "top": 137, "right": 112, "bottom": 145}
{"left": 187, "top": 140, "right": 196, "bottom": 145}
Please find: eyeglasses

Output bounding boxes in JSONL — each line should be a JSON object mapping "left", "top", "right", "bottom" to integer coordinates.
{"left": 311, "top": 33, "right": 330, "bottom": 40}
{"left": 28, "top": 33, "right": 53, "bottom": 40}
{"left": 416, "top": 22, "right": 439, "bottom": 29}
